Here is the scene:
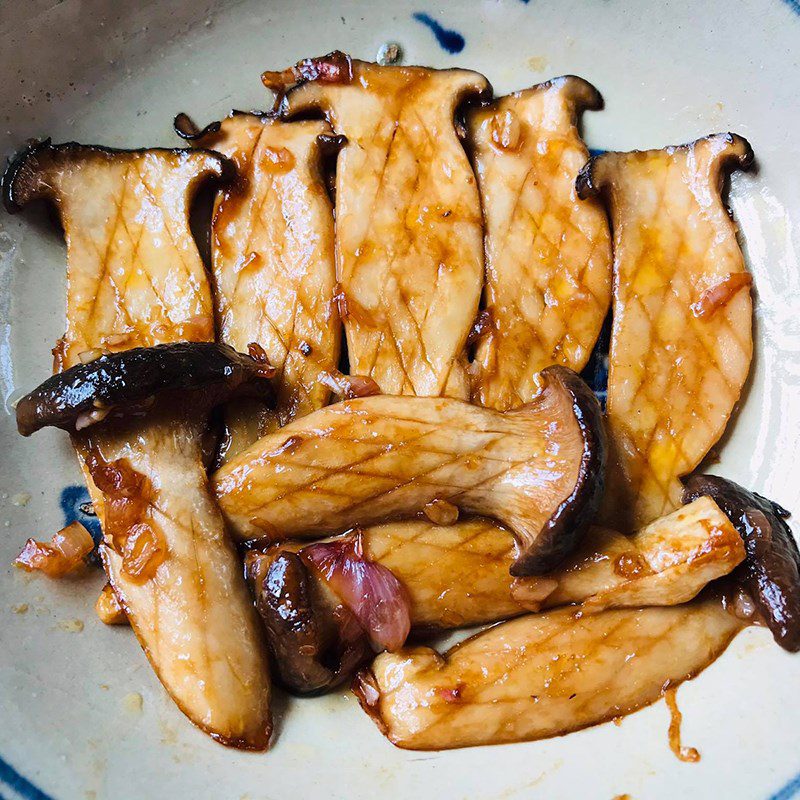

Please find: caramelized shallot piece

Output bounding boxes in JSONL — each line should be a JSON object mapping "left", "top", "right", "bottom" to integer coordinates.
{"left": 15, "top": 521, "right": 94, "bottom": 578}
{"left": 95, "top": 582, "right": 128, "bottom": 625}
{"left": 303, "top": 533, "right": 411, "bottom": 652}
{"left": 178, "top": 112, "right": 340, "bottom": 455}
{"left": 214, "top": 366, "right": 605, "bottom": 576}
{"left": 470, "top": 77, "right": 612, "bottom": 410}
{"left": 577, "top": 134, "right": 754, "bottom": 529}
{"left": 268, "top": 53, "right": 489, "bottom": 398}
{"left": 691, "top": 273, "right": 753, "bottom": 319}
{"left": 317, "top": 369, "right": 381, "bottom": 399}
{"left": 356, "top": 596, "right": 743, "bottom": 750}
{"left": 4, "top": 140, "right": 273, "bottom": 749}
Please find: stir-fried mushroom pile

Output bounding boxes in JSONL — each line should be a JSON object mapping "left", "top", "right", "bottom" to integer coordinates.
{"left": 4, "top": 50, "right": 797, "bottom": 754}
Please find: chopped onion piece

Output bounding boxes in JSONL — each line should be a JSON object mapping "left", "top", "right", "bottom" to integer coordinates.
{"left": 691, "top": 272, "right": 752, "bottom": 319}
{"left": 318, "top": 369, "right": 381, "bottom": 400}
{"left": 15, "top": 521, "right": 94, "bottom": 578}
{"left": 302, "top": 533, "right": 411, "bottom": 652}
{"left": 95, "top": 582, "right": 128, "bottom": 625}
{"left": 247, "top": 341, "right": 277, "bottom": 378}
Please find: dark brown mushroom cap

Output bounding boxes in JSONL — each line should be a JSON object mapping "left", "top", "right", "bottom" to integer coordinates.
{"left": 2, "top": 138, "right": 234, "bottom": 214}
{"left": 510, "top": 365, "right": 608, "bottom": 577}
{"left": 173, "top": 113, "right": 223, "bottom": 142}
{"left": 245, "top": 548, "right": 371, "bottom": 695}
{"left": 16, "top": 342, "right": 275, "bottom": 436}
{"left": 683, "top": 474, "right": 800, "bottom": 652}
{"left": 575, "top": 132, "right": 754, "bottom": 201}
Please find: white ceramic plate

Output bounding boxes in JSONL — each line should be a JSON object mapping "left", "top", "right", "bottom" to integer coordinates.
{"left": 2, "top": 1, "right": 799, "bottom": 798}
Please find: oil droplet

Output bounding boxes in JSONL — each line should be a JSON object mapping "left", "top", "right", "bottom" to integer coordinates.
{"left": 59, "top": 618, "right": 84, "bottom": 633}
{"left": 122, "top": 692, "right": 143, "bottom": 714}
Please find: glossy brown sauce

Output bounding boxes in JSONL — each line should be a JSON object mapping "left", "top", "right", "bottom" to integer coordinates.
{"left": 664, "top": 686, "right": 700, "bottom": 763}
{"left": 332, "top": 281, "right": 374, "bottom": 327}
{"left": 423, "top": 499, "right": 460, "bottom": 526}
{"left": 260, "top": 145, "right": 296, "bottom": 173}
{"left": 84, "top": 449, "right": 165, "bottom": 582}
{"left": 466, "top": 309, "right": 493, "bottom": 348}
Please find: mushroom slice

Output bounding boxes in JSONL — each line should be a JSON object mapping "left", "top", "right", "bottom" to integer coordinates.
{"left": 469, "top": 77, "right": 612, "bottom": 410}
{"left": 260, "top": 496, "right": 744, "bottom": 636}
{"left": 264, "top": 53, "right": 489, "bottom": 398}
{"left": 684, "top": 475, "right": 800, "bottom": 651}
{"left": 519, "top": 494, "right": 744, "bottom": 613}
{"left": 2, "top": 140, "right": 231, "bottom": 367}
{"left": 214, "top": 365, "right": 604, "bottom": 576}
{"left": 4, "top": 140, "right": 273, "bottom": 749}
{"left": 576, "top": 134, "right": 754, "bottom": 529}
{"left": 177, "top": 112, "right": 340, "bottom": 457}
{"left": 355, "top": 595, "right": 743, "bottom": 750}
{"left": 15, "top": 342, "right": 273, "bottom": 436}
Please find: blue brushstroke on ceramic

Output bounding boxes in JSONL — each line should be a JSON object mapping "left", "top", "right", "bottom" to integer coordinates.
{"left": 412, "top": 12, "right": 465, "bottom": 53}
{"left": 0, "top": 487, "right": 102, "bottom": 799}
{"left": 581, "top": 316, "right": 610, "bottom": 410}
{"left": 59, "top": 484, "right": 101, "bottom": 542}
{"left": 781, "top": 0, "right": 800, "bottom": 16}
{"left": 771, "top": 772, "right": 800, "bottom": 800}
{"left": 0, "top": 754, "right": 54, "bottom": 800}
{"left": 588, "top": 148, "right": 607, "bottom": 158}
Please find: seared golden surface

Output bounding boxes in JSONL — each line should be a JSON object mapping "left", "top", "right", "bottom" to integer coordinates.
{"left": 281, "top": 59, "right": 488, "bottom": 398}
{"left": 359, "top": 596, "right": 742, "bottom": 750}
{"left": 470, "top": 77, "right": 611, "bottom": 410}
{"left": 196, "top": 114, "right": 339, "bottom": 448}
{"left": 522, "top": 494, "right": 744, "bottom": 613}
{"left": 80, "top": 414, "right": 272, "bottom": 748}
{"left": 213, "top": 378, "right": 582, "bottom": 551}
{"left": 19, "top": 145, "right": 221, "bottom": 369}
{"left": 22, "top": 143, "right": 272, "bottom": 749}
{"left": 577, "top": 134, "right": 753, "bottom": 528}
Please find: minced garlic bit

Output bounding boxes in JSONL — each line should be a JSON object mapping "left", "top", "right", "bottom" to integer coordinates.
{"left": 11, "top": 603, "right": 29, "bottom": 614}
{"left": 11, "top": 492, "right": 31, "bottom": 507}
